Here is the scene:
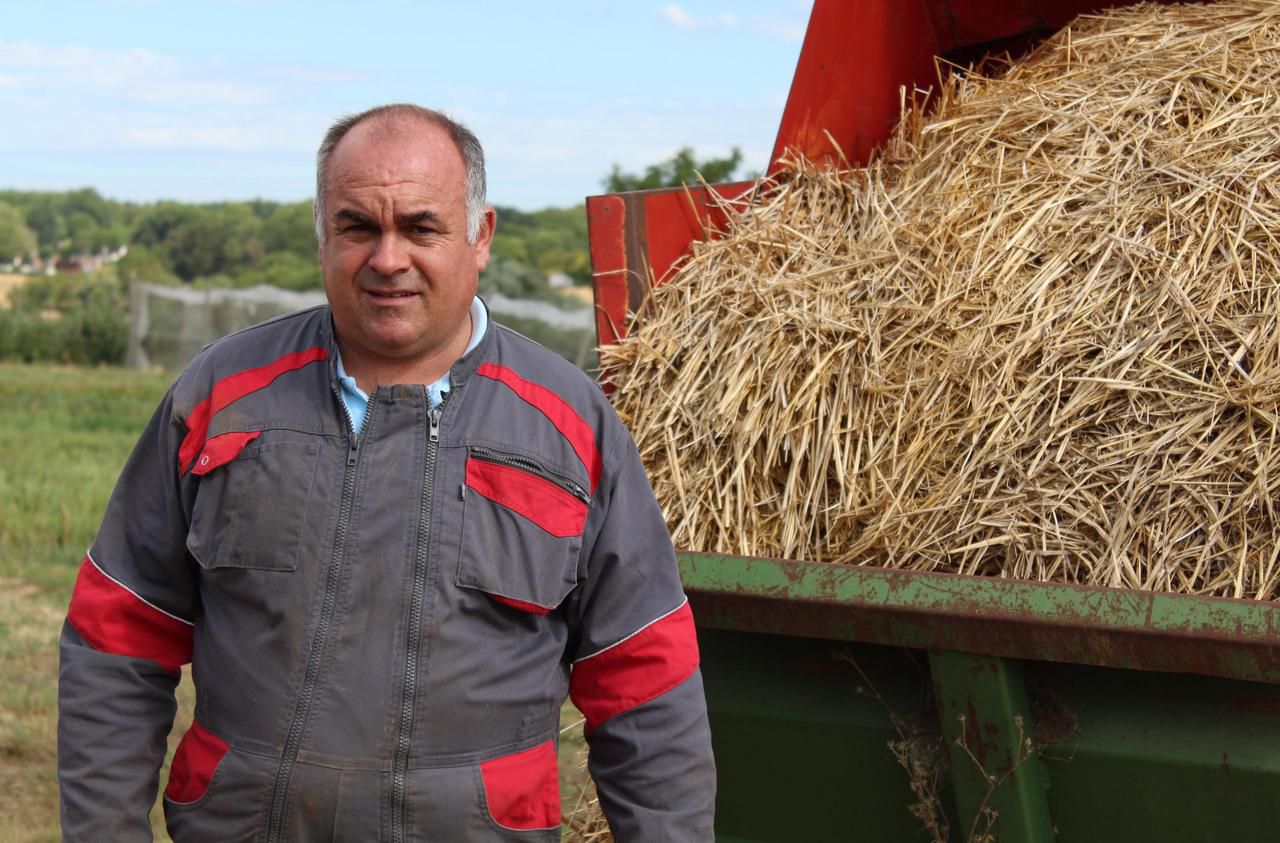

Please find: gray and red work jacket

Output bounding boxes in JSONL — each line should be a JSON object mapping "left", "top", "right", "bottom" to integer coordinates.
{"left": 57, "top": 304, "right": 716, "bottom": 841}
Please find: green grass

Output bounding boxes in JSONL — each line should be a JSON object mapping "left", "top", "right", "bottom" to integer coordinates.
{"left": 0, "top": 362, "right": 594, "bottom": 841}
{"left": 0, "top": 363, "right": 171, "bottom": 841}
{"left": 0, "top": 363, "right": 172, "bottom": 586}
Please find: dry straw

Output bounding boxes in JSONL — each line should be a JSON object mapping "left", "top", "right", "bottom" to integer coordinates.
{"left": 601, "top": 0, "right": 1280, "bottom": 600}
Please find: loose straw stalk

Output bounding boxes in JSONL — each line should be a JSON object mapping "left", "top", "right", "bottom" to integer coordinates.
{"left": 602, "top": 0, "right": 1280, "bottom": 601}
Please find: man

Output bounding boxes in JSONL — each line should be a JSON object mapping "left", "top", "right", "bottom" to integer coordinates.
{"left": 58, "top": 104, "right": 716, "bottom": 841}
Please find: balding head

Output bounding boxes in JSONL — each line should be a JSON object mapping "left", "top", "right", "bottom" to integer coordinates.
{"left": 315, "top": 104, "right": 487, "bottom": 244}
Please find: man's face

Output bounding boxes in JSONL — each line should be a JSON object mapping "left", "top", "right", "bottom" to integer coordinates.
{"left": 318, "top": 118, "right": 493, "bottom": 374}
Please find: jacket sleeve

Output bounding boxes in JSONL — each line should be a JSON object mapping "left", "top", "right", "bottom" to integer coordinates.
{"left": 58, "top": 387, "right": 199, "bottom": 842}
{"left": 567, "top": 422, "right": 716, "bottom": 842}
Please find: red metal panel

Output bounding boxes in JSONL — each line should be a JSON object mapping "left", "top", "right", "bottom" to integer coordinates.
{"left": 771, "top": 0, "right": 1185, "bottom": 171}
{"left": 587, "top": 182, "right": 755, "bottom": 346}
{"left": 771, "top": 0, "right": 943, "bottom": 170}
{"left": 585, "top": 195, "right": 629, "bottom": 347}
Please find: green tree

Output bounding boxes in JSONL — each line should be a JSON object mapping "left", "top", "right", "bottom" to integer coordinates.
{"left": 262, "top": 202, "right": 318, "bottom": 259}
{"left": 230, "top": 251, "right": 321, "bottom": 291}
{"left": 0, "top": 202, "right": 37, "bottom": 262}
{"left": 116, "top": 245, "right": 182, "bottom": 286}
{"left": 132, "top": 202, "right": 266, "bottom": 281}
{"left": 603, "top": 146, "right": 745, "bottom": 192}
{"left": 66, "top": 211, "right": 100, "bottom": 256}
{"left": 480, "top": 257, "right": 556, "bottom": 301}
{"left": 490, "top": 204, "right": 591, "bottom": 285}
{"left": 22, "top": 198, "right": 66, "bottom": 256}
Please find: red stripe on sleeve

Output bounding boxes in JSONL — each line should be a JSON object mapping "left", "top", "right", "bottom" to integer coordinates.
{"left": 165, "top": 720, "right": 229, "bottom": 804}
{"left": 476, "top": 362, "right": 602, "bottom": 492}
{"left": 570, "top": 601, "right": 699, "bottom": 731}
{"left": 66, "top": 555, "right": 193, "bottom": 675}
{"left": 466, "top": 458, "right": 589, "bottom": 538}
{"left": 179, "top": 347, "right": 327, "bottom": 473}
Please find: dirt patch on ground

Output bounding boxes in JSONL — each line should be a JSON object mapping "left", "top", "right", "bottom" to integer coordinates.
{"left": 0, "top": 274, "right": 31, "bottom": 309}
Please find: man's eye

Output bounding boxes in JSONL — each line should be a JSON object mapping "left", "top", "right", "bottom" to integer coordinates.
{"left": 412, "top": 226, "right": 435, "bottom": 236}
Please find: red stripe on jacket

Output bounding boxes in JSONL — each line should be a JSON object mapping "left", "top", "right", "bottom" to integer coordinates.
{"left": 66, "top": 555, "right": 193, "bottom": 675}
{"left": 465, "top": 458, "right": 589, "bottom": 539}
{"left": 569, "top": 601, "right": 699, "bottom": 731}
{"left": 178, "top": 347, "right": 328, "bottom": 473}
{"left": 475, "top": 362, "right": 602, "bottom": 492}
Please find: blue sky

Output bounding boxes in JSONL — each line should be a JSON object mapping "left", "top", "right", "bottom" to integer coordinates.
{"left": 0, "top": 1, "right": 810, "bottom": 209}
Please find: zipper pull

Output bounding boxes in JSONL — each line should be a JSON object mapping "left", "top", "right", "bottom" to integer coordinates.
{"left": 348, "top": 438, "right": 358, "bottom": 466}
{"left": 429, "top": 408, "right": 442, "bottom": 443}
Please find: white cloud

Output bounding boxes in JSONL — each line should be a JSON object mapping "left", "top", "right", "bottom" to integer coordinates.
{"left": 0, "top": 38, "right": 351, "bottom": 157}
{"left": 660, "top": 4, "right": 699, "bottom": 31}
{"left": 660, "top": 5, "right": 739, "bottom": 32}
{"left": 0, "top": 39, "right": 268, "bottom": 105}
{"left": 659, "top": 6, "right": 804, "bottom": 41}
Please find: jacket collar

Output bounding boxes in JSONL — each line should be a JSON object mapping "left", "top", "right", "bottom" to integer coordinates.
{"left": 322, "top": 296, "right": 496, "bottom": 392}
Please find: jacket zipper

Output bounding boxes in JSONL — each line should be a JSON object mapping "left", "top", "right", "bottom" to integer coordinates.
{"left": 390, "top": 395, "right": 447, "bottom": 842}
{"left": 263, "top": 385, "right": 375, "bottom": 842}
{"left": 469, "top": 446, "right": 591, "bottom": 505}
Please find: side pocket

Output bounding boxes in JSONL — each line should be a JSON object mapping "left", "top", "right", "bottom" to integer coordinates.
{"left": 456, "top": 447, "right": 587, "bottom": 613}
{"left": 165, "top": 720, "right": 229, "bottom": 805}
{"left": 479, "top": 739, "right": 560, "bottom": 832}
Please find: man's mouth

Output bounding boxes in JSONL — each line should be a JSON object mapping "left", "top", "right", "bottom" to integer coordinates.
{"left": 366, "top": 289, "right": 417, "bottom": 299}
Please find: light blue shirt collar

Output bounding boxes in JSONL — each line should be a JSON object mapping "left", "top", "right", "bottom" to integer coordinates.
{"left": 336, "top": 296, "right": 488, "bottom": 435}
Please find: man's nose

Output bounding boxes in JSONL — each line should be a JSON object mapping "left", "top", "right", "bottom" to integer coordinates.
{"left": 368, "top": 232, "right": 412, "bottom": 276}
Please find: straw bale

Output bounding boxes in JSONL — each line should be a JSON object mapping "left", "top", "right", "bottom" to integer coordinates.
{"left": 601, "top": 0, "right": 1280, "bottom": 600}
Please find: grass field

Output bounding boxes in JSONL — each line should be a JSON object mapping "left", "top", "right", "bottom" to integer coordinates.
{"left": 0, "top": 362, "right": 590, "bottom": 841}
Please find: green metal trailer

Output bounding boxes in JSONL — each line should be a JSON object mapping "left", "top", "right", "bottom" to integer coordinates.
{"left": 683, "top": 552, "right": 1280, "bottom": 842}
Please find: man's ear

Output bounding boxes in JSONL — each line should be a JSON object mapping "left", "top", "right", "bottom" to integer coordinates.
{"left": 473, "top": 206, "right": 496, "bottom": 272}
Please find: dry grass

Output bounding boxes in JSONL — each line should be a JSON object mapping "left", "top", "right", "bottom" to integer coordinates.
{"left": 0, "top": 275, "right": 28, "bottom": 310}
{"left": 0, "top": 580, "right": 64, "bottom": 843}
{"left": 602, "top": 0, "right": 1280, "bottom": 600}
{"left": 0, "top": 574, "right": 195, "bottom": 842}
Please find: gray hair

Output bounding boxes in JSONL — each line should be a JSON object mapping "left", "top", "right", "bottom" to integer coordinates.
{"left": 314, "top": 104, "right": 487, "bottom": 245}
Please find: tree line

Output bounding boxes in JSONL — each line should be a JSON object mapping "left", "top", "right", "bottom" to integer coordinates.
{"left": 0, "top": 190, "right": 592, "bottom": 302}
{"left": 0, "top": 147, "right": 748, "bottom": 365}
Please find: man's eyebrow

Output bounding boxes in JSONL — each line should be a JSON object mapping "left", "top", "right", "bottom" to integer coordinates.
{"left": 334, "top": 208, "right": 373, "bottom": 226}
{"left": 396, "top": 210, "right": 445, "bottom": 229}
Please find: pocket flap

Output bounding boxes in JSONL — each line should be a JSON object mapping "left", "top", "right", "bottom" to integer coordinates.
{"left": 191, "top": 430, "right": 261, "bottom": 476}
{"left": 466, "top": 458, "right": 588, "bottom": 538}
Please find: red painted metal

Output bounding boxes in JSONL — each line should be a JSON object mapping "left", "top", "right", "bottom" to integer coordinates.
{"left": 768, "top": 0, "right": 1151, "bottom": 171}
{"left": 587, "top": 181, "right": 755, "bottom": 348}
{"left": 769, "top": 0, "right": 942, "bottom": 171}
{"left": 586, "top": 195, "right": 630, "bottom": 348}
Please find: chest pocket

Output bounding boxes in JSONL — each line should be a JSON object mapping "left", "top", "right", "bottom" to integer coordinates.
{"left": 186, "top": 433, "right": 321, "bottom": 572}
{"left": 455, "top": 446, "right": 589, "bottom": 614}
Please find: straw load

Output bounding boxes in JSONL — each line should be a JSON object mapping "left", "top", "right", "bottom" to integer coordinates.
{"left": 600, "top": 0, "right": 1280, "bottom": 601}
